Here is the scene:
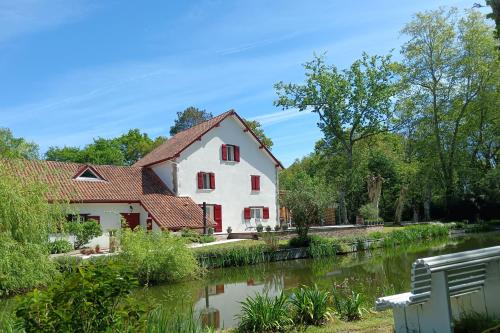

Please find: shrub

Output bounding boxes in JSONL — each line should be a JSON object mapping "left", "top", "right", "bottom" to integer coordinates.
{"left": 290, "top": 284, "right": 332, "bottom": 326}
{"left": 15, "top": 260, "right": 141, "bottom": 333}
{"left": 333, "top": 290, "right": 364, "bottom": 321}
{"left": 199, "top": 235, "right": 216, "bottom": 244}
{"left": 120, "top": 228, "right": 200, "bottom": 285}
{"left": 237, "top": 292, "right": 293, "bottom": 333}
{"left": 288, "top": 236, "right": 311, "bottom": 248}
{"left": 180, "top": 228, "right": 201, "bottom": 243}
{"left": 48, "top": 239, "right": 73, "bottom": 254}
{"left": 0, "top": 234, "right": 59, "bottom": 296}
{"left": 146, "top": 306, "right": 215, "bottom": 333}
{"left": 256, "top": 224, "right": 264, "bottom": 232}
{"left": 66, "top": 219, "right": 102, "bottom": 249}
{"left": 358, "top": 203, "right": 378, "bottom": 220}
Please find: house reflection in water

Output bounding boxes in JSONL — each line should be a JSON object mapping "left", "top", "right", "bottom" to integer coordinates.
{"left": 200, "top": 284, "right": 224, "bottom": 329}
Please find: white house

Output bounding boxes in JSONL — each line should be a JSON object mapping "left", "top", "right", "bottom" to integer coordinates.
{"left": 12, "top": 110, "right": 282, "bottom": 247}
{"left": 134, "top": 110, "right": 283, "bottom": 233}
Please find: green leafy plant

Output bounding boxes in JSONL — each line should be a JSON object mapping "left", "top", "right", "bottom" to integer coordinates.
{"left": 48, "top": 239, "right": 73, "bottom": 254}
{"left": 261, "top": 233, "right": 280, "bottom": 251}
{"left": 358, "top": 203, "right": 379, "bottom": 220}
{"left": 237, "top": 292, "right": 293, "bottom": 333}
{"left": 274, "top": 225, "right": 281, "bottom": 232}
{"left": 256, "top": 224, "right": 264, "bottom": 232}
{"left": 199, "top": 235, "right": 216, "bottom": 243}
{"left": 180, "top": 228, "right": 201, "bottom": 243}
{"left": 290, "top": 284, "right": 332, "bottom": 326}
{"left": 146, "top": 306, "right": 215, "bottom": 333}
{"left": 120, "top": 228, "right": 200, "bottom": 285}
{"left": 15, "top": 260, "right": 141, "bottom": 333}
{"left": 333, "top": 290, "right": 364, "bottom": 321}
{"left": 288, "top": 236, "right": 311, "bottom": 248}
{"left": 66, "top": 219, "right": 102, "bottom": 249}
{"left": 265, "top": 225, "right": 272, "bottom": 232}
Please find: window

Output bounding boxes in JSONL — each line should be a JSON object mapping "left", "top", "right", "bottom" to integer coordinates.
{"left": 197, "top": 172, "right": 215, "bottom": 189}
{"left": 74, "top": 167, "right": 103, "bottom": 181}
{"left": 222, "top": 144, "right": 240, "bottom": 162}
{"left": 251, "top": 175, "right": 260, "bottom": 191}
{"left": 250, "top": 207, "right": 263, "bottom": 220}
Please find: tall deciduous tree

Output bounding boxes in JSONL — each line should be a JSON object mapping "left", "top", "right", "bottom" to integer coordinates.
{"left": 169, "top": 107, "right": 213, "bottom": 136}
{"left": 400, "top": 8, "right": 498, "bottom": 215}
{"left": 0, "top": 128, "right": 39, "bottom": 160}
{"left": 244, "top": 120, "right": 274, "bottom": 149}
{"left": 275, "top": 53, "right": 401, "bottom": 223}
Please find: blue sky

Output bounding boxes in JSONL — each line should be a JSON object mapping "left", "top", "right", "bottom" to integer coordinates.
{"left": 0, "top": 0, "right": 482, "bottom": 166}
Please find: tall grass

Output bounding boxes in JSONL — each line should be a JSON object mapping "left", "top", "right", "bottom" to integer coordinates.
{"left": 196, "top": 243, "right": 270, "bottom": 268}
{"left": 454, "top": 312, "right": 500, "bottom": 333}
{"left": 333, "top": 290, "right": 364, "bottom": 321}
{"left": 381, "top": 224, "right": 449, "bottom": 247}
{"left": 290, "top": 284, "right": 332, "bottom": 326}
{"left": 237, "top": 293, "right": 293, "bottom": 333}
{"left": 146, "top": 306, "right": 215, "bottom": 333}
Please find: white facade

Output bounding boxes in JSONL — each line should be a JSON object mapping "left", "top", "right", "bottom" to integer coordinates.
{"left": 151, "top": 115, "right": 280, "bottom": 233}
{"left": 65, "top": 203, "right": 151, "bottom": 248}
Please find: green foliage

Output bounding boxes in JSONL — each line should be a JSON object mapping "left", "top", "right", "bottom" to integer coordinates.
{"left": 358, "top": 203, "right": 379, "bottom": 220}
{"left": 256, "top": 224, "right": 264, "bottom": 232}
{"left": 199, "top": 235, "right": 216, "bottom": 243}
{"left": 120, "top": 228, "right": 200, "bottom": 285}
{"left": 48, "top": 239, "right": 73, "bottom": 254}
{"left": 237, "top": 292, "right": 293, "bottom": 333}
{"left": 66, "top": 219, "right": 102, "bottom": 249}
{"left": 265, "top": 225, "right": 272, "bottom": 232}
{"left": 288, "top": 236, "right": 312, "bottom": 248}
{"left": 0, "top": 128, "right": 39, "bottom": 160}
{"left": 15, "top": 260, "right": 141, "bottom": 333}
{"left": 261, "top": 233, "right": 280, "bottom": 251}
{"left": 195, "top": 242, "right": 270, "bottom": 268}
{"left": 244, "top": 119, "right": 274, "bottom": 149}
{"left": 280, "top": 171, "right": 332, "bottom": 239}
{"left": 454, "top": 311, "right": 500, "bottom": 333}
{"left": 45, "top": 129, "right": 166, "bottom": 166}
{"left": 333, "top": 290, "right": 364, "bottom": 321}
{"left": 180, "top": 228, "right": 203, "bottom": 243}
{"left": 0, "top": 234, "right": 59, "bottom": 297}
{"left": 290, "top": 285, "right": 332, "bottom": 326}
{"left": 170, "top": 107, "right": 213, "bottom": 136}
{"left": 146, "top": 306, "right": 215, "bottom": 333}
{"left": 382, "top": 224, "right": 449, "bottom": 247}
{"left": 307, "top": 236, "right": 340, "bottom": 258}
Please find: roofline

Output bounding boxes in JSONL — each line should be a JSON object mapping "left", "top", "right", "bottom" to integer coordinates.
{"left": 140, "top": 110, "right": 284, "bottom": 169}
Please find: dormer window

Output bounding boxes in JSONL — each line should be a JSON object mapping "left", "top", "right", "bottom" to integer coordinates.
{"left": 73, "top": 166, "right": 105, "bottom": 181}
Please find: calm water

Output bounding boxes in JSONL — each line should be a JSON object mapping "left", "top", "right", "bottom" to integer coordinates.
{"left": 132, "top": 233, "right": 500, "bottom": 329}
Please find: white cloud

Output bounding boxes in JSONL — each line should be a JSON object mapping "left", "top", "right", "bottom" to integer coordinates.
{"left": 250, "top": 110, "right": 312, "bottom": 126}
{"left": 0, "top": 0, "right": 95, "bottom": 44}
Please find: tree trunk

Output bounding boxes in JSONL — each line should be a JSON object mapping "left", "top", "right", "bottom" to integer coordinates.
{"left": 412, "top": 203, "right": 419, "bottom": 223}
{"left": 394, "top": 186, "right": 407, "bottom": 225}
{"left": 338, "top": 189, "right": 349, "bottom": 225}
{"left": 423, "top": 185, "right": 431, "bottom": 221}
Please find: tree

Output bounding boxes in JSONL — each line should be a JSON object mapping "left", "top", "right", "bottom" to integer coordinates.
{"left": 169, "top": 107, "right": 213, "bottom": 136}
{"left": 244, "top": 120, "right": 273, "bottom": 149}
{"left": 0, "top": 128, "right": 39, "bottom": 160}
{"left": 280, "top": 171, "right": 331, "bottom": 239}
{"left": 275, "top": 53, "right": 401, "bottom": 223}
{"left": 45, "top": 130, "right": 167, "bottom": 166}
{"left": 400, "top": 8, "right": 498, "bottom": 215}
{"left": 116, "top": 129, "right": 166, "bottom": 165}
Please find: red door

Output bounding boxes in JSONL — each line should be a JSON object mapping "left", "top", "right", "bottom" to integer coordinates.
{"left": 121, "top": 213, "right": 140, "bottom": 230}
{"left": 214, "top": 205, "right": 222, "bottom": 233}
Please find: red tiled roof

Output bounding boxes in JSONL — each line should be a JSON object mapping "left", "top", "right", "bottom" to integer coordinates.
{"left": 134, "top": 110, "right": 283, "bottom": 168}
{"left": 4, "top": 159, "right": 213, "bottom": 230}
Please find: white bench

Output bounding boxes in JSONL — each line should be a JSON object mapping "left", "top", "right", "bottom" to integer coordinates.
{"left": 376, "top": 246, "right": 500, "bottom": 333}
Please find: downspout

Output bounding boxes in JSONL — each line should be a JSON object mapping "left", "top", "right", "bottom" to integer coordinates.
{"left": 276, "top": 166, "right": 280, "bottom": 226}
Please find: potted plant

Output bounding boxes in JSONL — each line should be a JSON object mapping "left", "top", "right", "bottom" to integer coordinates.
{"left": 226, "top": 226, "right": 232, "bottom": 234}
{"left": 274, "top": 225, "right": 281, "bottom": 232}
{"left": 265, "top": 225, "right": 272, "bottom": 232}
{"left": 207, "top": 227, "right": 214, "bottom": 235}
{"left": 108, "top": 229, "right": 118, "bottom": 253}
{"left": 256, "top": 224, "right": 264, "bottom": 232}
{"left": 281, "top": 224, "right": 288, "bottom": 231}
{"left": 95, "top": 244, "right": 101, "bottom": 253}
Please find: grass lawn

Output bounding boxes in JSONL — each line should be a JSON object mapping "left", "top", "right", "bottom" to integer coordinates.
{"left": 303, "top": 311, "right": 393, "bottom": 333}
{"left": 223, "top": 311, "right": 394, "bottom": 332}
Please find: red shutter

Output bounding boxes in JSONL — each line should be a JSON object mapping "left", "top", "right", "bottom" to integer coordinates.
{"left": 244, "top": 207, "right": 251, "bottom": 220}
{"left": 234, "top": 145, "right": 240, "bottom": 162}
{"left": 263, "top": 207, "right": 269, "bottom": 219}
{"left": 197, "top": 172, "right": 203, "bottom": 189}
{"left": 214, "top": 204, "right": 222, "bottom": 232}
{"left": 251, "top": 176, "right": 255, "bottom": 190}
{"left": 222, "top": 144, "right": 227, "bottom": 161}
{"left": 255, "top": 176, "right": 260, "bottom": 191}
{"left": 209, "top": 172, "right": 215, "bottom": 189}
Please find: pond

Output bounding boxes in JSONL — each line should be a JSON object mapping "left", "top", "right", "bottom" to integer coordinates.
{"left": 133, "top": 233, "right": 500, "bottom": 330}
